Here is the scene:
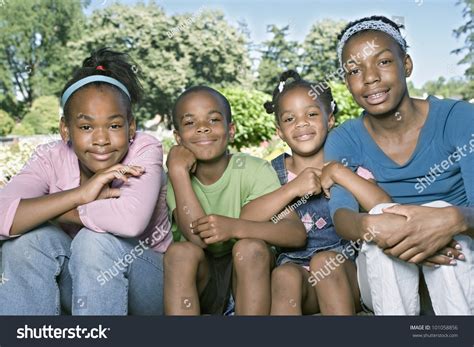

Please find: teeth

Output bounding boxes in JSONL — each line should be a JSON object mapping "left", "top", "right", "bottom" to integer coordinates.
{"left": 369, "top": 92, "right": 385, "bottom": 98}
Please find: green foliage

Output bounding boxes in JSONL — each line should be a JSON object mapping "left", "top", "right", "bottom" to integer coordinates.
{"left": 21, "top": 96, "right": 60, "bottom": 134}
{"left": 0, "top": 110, "right": 15, "bottom": 136}
{"left": 301, "top": 19, "right": 347, "bottom": 82}
{"left": 452, "top": 0, "right": 474, "bottom": 80}
{"left": 256, "top": 25, "right": 300, "bottom": 94}
{"left": 329, "top": 82, "right": 363, "bottom": 126}
{"left": 220, "top": 87, "right": 275, "bottom": 150}
{"left": 67, "top": 3, "right": 251, "bottom": 126}
{"left": 11, "top": 122, "right": 35, "bottom": 136}
{"left": 0, "top": 0, "right": 85, "bottom": 118}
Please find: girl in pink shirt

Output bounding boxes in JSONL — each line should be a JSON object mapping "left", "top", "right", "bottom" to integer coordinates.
{"left": 0, "top": 48, "right": 171, "bottom": 315}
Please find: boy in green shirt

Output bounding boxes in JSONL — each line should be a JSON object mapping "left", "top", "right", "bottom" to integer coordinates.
{"left": 164, "top": 86, "right": 306, "bottom": 315}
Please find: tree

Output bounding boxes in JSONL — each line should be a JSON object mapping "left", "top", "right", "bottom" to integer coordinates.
{"left": 0, "top": 110, "right": 15, "bottom": 136}
{"left": 301, "top": 19, "right": 347, "bottom": 82}
{"left": 21, "top": 96, "right": 60, "bottom": 134}
{"left": 68, "top": 3, "right": 252, "bottom": 126}
{"left": 256, "top": 25, "right": 300, "bottom": 94}
{"left": 0, "top": 0, "right": 85, "bottom": 120}
{"left": 452, "top": 0, "right": 474, "bottom": 80}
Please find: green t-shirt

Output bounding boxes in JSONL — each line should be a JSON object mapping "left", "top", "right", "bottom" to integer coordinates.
{"left": 166, "top": 153, "right": 281, "bottom": 257}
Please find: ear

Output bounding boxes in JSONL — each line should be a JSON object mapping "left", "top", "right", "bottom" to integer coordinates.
{"left": 128, "top": 116, "right": 137, "bottom": 141}
{"left": 173, "top": 129, "right": 182, "bottom": 145}
{"left": 327, "top": 112, "right": 336, "bottom": 130}
{"left": 404, "top": 54, "right": 413, "bottom": 77}
{"left": 228, "top": 122, "right": 236, "bottom": 143}
{"left": 59, "top": 117, "right": 70, "bottom": 143}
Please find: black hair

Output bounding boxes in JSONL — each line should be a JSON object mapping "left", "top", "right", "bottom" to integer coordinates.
{"left": 61, "top": 47, "right": 143, "bottom": 122}
{"left": 171, "top": 86, "right": 232, "bottom": 130}
{"left": 338, "top": 15, "right": 408, "bottom": 55}
{"left": 264, "top": 70, "right": 338, "bottom": 124}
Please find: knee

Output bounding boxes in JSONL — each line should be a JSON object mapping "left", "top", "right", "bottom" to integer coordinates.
{"left": 70, "top": 228, "right": 117, "bottom": 267}
{"left": 164, "top": 241, "right": 204, "bottom": 270}
{"left": 309, "top": 251, "right": 343, "bottom": 273}
{"left": 2, "top": 224, "right": 69, "bottom": 263}
{"left": 232, "top": 239, "right": 271, "bottom": 269}
{"left": 271, "top": 264, "right": 301, "bottom": 293}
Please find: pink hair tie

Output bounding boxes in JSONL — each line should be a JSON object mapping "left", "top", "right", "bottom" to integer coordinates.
{"left": 96, "top": 65, "right": 106, "bottom": 71}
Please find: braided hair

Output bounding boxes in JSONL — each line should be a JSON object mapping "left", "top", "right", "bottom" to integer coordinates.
{"left": 264, "top": 70, "right": 338, "bottom": 124}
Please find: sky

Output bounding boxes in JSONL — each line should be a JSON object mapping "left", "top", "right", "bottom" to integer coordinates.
{"left": 88, "top": 0, "right": 469, "bottom": 88}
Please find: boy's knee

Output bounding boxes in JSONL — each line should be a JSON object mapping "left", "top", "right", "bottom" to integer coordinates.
{"left": 232, "top": 239, "right": 271, "bottom": 267}
{"left": 164, "top": 241, "right": 205, "bottom": 269}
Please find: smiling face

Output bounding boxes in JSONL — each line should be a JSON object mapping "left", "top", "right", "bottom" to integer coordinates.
{"left": 276, "top": 86, "right": 334, "bottom": 157}
{"left": 342, "top": 31, "right": 413, "bottom": 117}
{"left": 173, "top": 90, "right": 235, "bottom": 162}
{"left": 60, "top": 85, "right": 136, "bottom": 177}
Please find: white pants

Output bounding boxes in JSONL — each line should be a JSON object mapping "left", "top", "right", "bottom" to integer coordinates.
{"left": 357, "top": 201, "right": 474, "bottom": 315}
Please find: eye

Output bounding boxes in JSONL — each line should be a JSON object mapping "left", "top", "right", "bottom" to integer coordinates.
{"left": 183, "top": 120, "right": 194, "bottom": 126}
{"left": 379, "top": 59, "right": 392, "bottom": 66}
{"left": 79, "top": 125, "right": 92, "bottom": 131}
{"left": 110, "top": 124, "right": 123, "bottom": 129}
{"left": 348, "top": 68, "right": 360, "bottom": 76}
{"left": 308, "top": 112, "right": 319, "bottom": 117}
{"left": 283, "top": 115, "right": 294, "bottom": 123}
{"left": 209, "top": 118, "right": 220, "bottom": 124}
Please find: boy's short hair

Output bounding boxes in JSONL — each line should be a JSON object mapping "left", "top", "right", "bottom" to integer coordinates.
{"left": 172, "top": 86, "right": 232, "bottom": 130}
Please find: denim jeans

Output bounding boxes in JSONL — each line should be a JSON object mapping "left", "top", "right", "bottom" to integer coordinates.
{"left": 0, "top": 224, "right": 164, "bottom": 315}
{"left": 0, "top": 224, "right": 72, "bottom": 315}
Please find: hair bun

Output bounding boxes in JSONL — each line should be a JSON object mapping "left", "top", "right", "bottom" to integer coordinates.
{"left": 263, "top": 101, "right": 275, "bottom": 114}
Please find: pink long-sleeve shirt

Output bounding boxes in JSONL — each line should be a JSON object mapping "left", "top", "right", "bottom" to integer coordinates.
{"left": 0, "top": 132, "right": 172, "bottom": 253}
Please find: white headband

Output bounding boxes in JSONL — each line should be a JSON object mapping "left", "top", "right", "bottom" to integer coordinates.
{"left": 337, "top": 19, "right": 407, "bottom": 66}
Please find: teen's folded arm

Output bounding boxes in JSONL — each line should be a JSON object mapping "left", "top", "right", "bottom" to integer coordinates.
{"left": 77, "top": 143, "right": 163, "bottom": 238}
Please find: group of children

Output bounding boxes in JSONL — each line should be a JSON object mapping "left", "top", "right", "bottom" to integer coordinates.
{"left": 0, "top": 15, "right": 472, "bottom": 315}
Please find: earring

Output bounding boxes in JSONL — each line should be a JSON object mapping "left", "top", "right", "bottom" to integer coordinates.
{"left": 129, "top": 137, "right": 134, "bottom": 144}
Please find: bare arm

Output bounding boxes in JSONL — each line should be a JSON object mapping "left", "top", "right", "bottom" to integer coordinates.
{"left": 169, "top": 169, "right": 207, "bottom": 248}
{"left": 241, "top": 167, "right": 322, "bottom": 221}
{"left": 322, "top": 162, "right": 392, "bottom": 211}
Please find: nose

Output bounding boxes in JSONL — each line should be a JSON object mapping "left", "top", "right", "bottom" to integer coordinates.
{"left": 92, "top": 128, "right": 111, "bottom": 146}
{"left": 295, "top": 116, "right": 309, "bottom": 128}
{"left": 363, "top": 65, "right": 380, "bottom": 85}
{"left": 196, "top": 123, "right": 211, "bottom": 134}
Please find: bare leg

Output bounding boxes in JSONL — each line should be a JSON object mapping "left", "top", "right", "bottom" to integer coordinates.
{"left": 232, "top": 239, "right": 274, "bottom": 315}
{"left": 270, "top": 263, "right": 319, "bottom": 315}
{"left": 164, "top": 241, "right": 210, "bottom": 315}
{"left": 309, "top": 251, "right": 360, "bottom": 315}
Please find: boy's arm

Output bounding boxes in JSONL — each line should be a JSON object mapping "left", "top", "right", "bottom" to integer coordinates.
{"left": 322, "top": 162, "right": 392, "bottom": 211}
{"left": 167, "top": 145, "right": 207, "bottom": 248}
{"left": 192, "top": 211, "right": 306, "bottom": 248}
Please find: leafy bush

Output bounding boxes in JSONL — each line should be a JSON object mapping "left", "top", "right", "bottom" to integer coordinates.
{"left": 0, "top": 110, "right": 15, "bottom": 136}
{"left": 329, "top": 82, "right": 363, "bottom": 126}
{"left": 219, "top": 87, "right": 275, "bottom": 150}
{"left": 21, "top": 96, "right": 60, "bottom": 134}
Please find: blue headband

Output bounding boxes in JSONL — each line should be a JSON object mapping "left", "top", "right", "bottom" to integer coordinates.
{"left": 61, "top": 75, "right": 131, "bottom": 108}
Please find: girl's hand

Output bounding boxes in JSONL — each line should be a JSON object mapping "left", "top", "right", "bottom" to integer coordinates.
{"left": 288, "top": 167, "right": 322, "bottom": 197}
{"left": 166, "top": 145, "right": 197, "bottom": 174}
{"left": 321, "top": 161, "right": 343, "bottom": 198}
{"left": 78, "top": 164, "right": 145, "bottom": 205}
